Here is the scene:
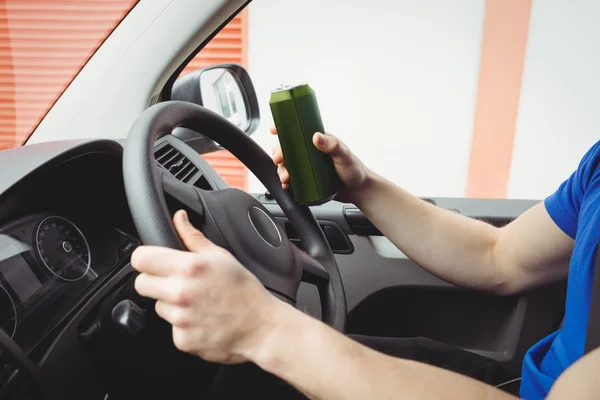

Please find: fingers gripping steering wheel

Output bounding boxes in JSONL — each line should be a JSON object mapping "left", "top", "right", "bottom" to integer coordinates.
{"left": 123, "top": 101, "right": 347, "bottom": 331}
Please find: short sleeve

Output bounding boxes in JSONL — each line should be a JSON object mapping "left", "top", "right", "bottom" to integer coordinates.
{"left": 545, "top": 141, "right": 600, "bottom": 239}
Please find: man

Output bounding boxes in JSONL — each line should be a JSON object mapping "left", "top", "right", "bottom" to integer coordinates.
{"left": 132, "top": 129, "right": 600, "bottom": 399}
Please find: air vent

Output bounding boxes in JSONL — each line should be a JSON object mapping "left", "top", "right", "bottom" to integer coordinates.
{"left": 154, "top": 144, "right": 199, "bottom": 184}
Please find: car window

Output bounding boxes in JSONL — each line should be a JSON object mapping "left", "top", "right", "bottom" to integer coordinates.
{"left": 0, "top": 0, "right": 138, "bottom": 152}
{"left": 177, "top": 10, "right": 249, "bottom": 190}
{"left": 235, "top": 0, "right": 599, "bottom": 200}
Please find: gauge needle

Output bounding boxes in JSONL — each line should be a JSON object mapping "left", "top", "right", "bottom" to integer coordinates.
{"left": 59, "top": 241, "right": 86, "bottom": 277}
{"left": 54, "top": 241, "right": 68, "bottom": 278}
{"left": 60, "top": 249, "right": 67, "bottom": 277}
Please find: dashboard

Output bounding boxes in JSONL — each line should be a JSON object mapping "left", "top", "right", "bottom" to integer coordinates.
{"left": 0, "top": 141, "right": 145, "bottom": 366}
{"left": 0, "top": 212, "right": 137, "bottom": 358}
{"left": 0, "top": 137, "right": 229, "bottom": 399}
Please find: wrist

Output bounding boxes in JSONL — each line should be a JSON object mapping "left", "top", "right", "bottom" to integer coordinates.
{"left": 244, "top": 296, "right": 314, "bottom": 373}
{"left": 347, "top": 168, "right": 380, "bottom": 208}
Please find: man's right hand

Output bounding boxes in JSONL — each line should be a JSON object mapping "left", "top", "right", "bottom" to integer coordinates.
{"left": 270, "top": 127, "right": 369, "bottom": 203}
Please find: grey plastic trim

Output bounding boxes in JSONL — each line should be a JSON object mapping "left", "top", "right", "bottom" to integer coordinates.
{"left": 261, "top": 197, "right": 541, "bottom": 319}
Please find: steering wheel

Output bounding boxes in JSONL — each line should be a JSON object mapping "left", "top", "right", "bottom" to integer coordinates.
{"left": 122, "top": 101, "right": 346, "bottom": 331}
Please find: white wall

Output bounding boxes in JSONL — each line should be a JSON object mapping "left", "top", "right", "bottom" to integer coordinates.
{"left": 508, "top": 0, "right": 600, "bottom": 199}
{"left": 247, "top": 0, "right": 486, "bottom": 197}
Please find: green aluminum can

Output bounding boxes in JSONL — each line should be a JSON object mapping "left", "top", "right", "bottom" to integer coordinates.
{"left": 269, "top": 83, "right": 341, "bottom": 205}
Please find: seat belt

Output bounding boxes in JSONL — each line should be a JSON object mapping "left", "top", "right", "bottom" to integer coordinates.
{"left": 584, "top": 242, "right": 600, "bottom": 354}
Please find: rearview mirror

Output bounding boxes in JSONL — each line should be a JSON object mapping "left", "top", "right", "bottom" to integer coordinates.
{"left": 172, "top": 64, "right": 260, "bottom": 135}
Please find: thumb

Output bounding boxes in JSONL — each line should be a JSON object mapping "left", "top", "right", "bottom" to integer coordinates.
{"left": 173, "top": 210, "right": 212, "bottom": 252}
{"left": 313, "top": 132, "right": 352, "bottom": 166}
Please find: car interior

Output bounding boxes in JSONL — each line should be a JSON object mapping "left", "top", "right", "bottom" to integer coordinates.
{"left": 0, "top": 1, "right": 568, "bottom": 399}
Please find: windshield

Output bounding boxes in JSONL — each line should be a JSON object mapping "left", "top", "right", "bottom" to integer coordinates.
{"left": 0, "top": 1, "right": 138, "bottom": 151}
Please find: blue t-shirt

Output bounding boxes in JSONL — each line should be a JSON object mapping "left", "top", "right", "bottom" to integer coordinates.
{"left": 520, "top": 141, "right": 600, "bottom": 399}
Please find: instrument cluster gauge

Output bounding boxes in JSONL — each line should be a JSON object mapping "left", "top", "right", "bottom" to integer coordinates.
{"left": 35, "top": 216, "right": 91, "bottom": 282}
{"left": 0, "top": 285, "right": 16, "bottom": 338}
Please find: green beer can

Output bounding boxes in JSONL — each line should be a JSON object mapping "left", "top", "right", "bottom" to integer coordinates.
{"left": 269, "top": 83, "right": 341, "bottom": 205}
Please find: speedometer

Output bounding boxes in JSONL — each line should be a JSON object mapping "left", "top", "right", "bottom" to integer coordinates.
{"left": 35, "top": 216, "right": 91, "bottom": 282}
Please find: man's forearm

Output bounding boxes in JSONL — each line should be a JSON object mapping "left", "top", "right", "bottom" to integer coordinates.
{"left": 250, "top": 301, "right": 515, "bottom": 400}
{"left": 349, "top": 170, "right": 507, "bottom": 292}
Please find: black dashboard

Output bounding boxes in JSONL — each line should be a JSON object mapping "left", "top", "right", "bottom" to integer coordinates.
{"left": 0, "top": 144, "right": 142, "bottom": 359}
{"left": 0, "top": 137, "right": 230, "bottom": 400}
{"left": 0, "top": 212, "right": 137, "bottom": 360}
{"left": 0, "top": 141, "right": 130, "bottom": 398}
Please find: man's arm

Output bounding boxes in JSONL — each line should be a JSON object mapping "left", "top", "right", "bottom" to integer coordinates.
{"left": 272, "top": 129, "right": 574, "bottom": 295}
{"left": 547, "top": 346, "right": 600, "bottom": 400}
{"left": 257, "top": 300, "right": 600, "bottom": 400}
{"left": 352, "top": 172, "right": 574, "bottom": 294}
{"left": 251, "top": 300, "right": 515, "bottom": 400}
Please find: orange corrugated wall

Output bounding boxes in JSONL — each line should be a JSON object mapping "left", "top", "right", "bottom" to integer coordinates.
{"left": 0, "top": 0, "right": 138, "bottom": 150}
{"left": 0, "top": 1, "right": 248, "bottom": 190}
{"left": 179, "top": 10, "right": 249, "bottom": 190}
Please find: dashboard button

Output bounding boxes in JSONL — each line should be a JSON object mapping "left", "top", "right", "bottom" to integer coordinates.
{"left": 119, "top": 240, "right": 137, "bottom": 255}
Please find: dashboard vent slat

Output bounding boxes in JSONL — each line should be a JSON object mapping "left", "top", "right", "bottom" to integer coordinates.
{"left": 177, "top": 162, "right": 197, "bottom": 182}
{"left": 162, "top": 155, "right": 181, "bottom": 169}
{"left": 155, "top": 146, "right": 175, "bottom": 164}
{"left": 154, "top": 143, "right": 199, "bottom": 184}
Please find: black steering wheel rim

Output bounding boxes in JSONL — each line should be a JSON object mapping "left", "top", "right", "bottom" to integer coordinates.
{"left": 122, "top": 101, "right": 346, "bottom": 331}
